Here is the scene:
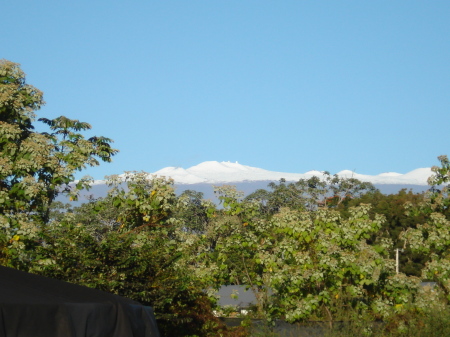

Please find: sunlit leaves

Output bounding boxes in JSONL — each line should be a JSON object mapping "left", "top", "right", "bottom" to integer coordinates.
{"left": 0, "top": 60, "right": 117, "bottom": 266}
{"left": 200, "top": 186, "right": 419, "bottom": 323}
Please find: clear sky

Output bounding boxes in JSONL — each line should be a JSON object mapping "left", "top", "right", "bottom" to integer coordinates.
{"left": 3, "top": 1, "right": 449, "bottom": 179}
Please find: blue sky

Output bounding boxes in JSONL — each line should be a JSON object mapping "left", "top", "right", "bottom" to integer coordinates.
{"left": 3, "top": 1, "right": 450, "bottom": 179}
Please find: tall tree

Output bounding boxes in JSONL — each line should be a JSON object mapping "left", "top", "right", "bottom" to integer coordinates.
{"left": 0, "top": 60, "right": 118, "bottom": 267}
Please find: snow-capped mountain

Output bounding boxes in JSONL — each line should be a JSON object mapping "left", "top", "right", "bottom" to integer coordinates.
{"left": 73, "top": 161, "right": 434, "bottom": 205}
{"left": 150, "top": 161, "right": 433, "bottom": 186}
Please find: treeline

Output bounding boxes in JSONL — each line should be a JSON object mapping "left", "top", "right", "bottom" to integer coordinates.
{"left": 2, "top": 60, "right": 450, "bottom": 336}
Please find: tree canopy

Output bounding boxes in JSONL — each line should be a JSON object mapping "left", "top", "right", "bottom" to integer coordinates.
{"left": 0, "top": 60, "right": 118, "bottom": 228}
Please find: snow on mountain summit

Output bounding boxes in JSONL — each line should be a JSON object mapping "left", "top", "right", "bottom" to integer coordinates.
{"left": 154, "top": 166, "right": 207, "bottom": 184}
{"left": 336, "top": 170, "right": 358, "bottom": 177}
{"left": 187, "top": 161, "right": 254, "bottom": 174}
{"left": 151, "top": 161, "right": 433, "bottom": 185}
{"left": 378, "top": 172, "right": 403, "bottom": 177}
{"left": 184, "top": 161, "right": 291, "bottom": 183}
{"left": 401, "top": 168, "right": 434, "bottom": 184}
{"left": 304, "top": 170, "right": 326, "bottom": 176}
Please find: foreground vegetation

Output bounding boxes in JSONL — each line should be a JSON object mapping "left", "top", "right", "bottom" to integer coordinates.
{"left": 246, "top": 306, "right": 450, "bottom": 336}
{"left": 2, "top": 59, "right": 450, "bottom": 336}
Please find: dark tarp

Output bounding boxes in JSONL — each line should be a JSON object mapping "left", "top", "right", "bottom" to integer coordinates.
{"left": 0, "top": 265, "right": 160, "bottom": 337}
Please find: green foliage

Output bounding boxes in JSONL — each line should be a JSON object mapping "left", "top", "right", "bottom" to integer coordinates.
{"left": 246, "top": 174, "right": 376, "bottom": 215}
{"left": 401, "top": 189, "right": 450, "bottom": 298}
{"left": 265, "top": 205, "right": 415, "bottom": 323}
{"left": 105, "top": 172, "right": 179, "bottom": 234}
{"left": 0, "top": 60, "right": 117, "bottom": 267}
{"left": 39, "top": 174, "right": 243, "bottom": 336}
{"left": 201, "top": 183, "right": 419, "bottom": 324}
{"left": 337, "top": 189, "right": 428, "bottom": 276}
{"left": 428, "top": 155, "right": 450, "bottom": 187}
{"left": 175, "top": 190, "right": 210, "bottom": 233}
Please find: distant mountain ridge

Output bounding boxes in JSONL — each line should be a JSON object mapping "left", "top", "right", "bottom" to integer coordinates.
{"left": 142, "top": 161, "right": 432, "bottom": 186}
{"left": 70, "top": 161, "right": 434, "bottom": 205}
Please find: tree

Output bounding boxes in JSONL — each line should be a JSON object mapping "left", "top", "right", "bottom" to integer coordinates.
{"left": 245, "top": 173, "right": 376, "bottom": 215}
{"left": 201, "top": 185, "right": 418, "bottom": 326}
{"left": 401, "top": 155, "right": 450, "bottom": 303}
{"left": 263, "top": 205, "right": 419, "bottom": 324}
{"left": 0, "top": 59, "right": 118, "bottom": 266}
{"left": 428, "top": 155, "right": 450, "bottom": 187}
{"left": 174, "top": 190, "right": 210, "bottom": 233}
{"left": 200, "top": 185, "right": 270, "bottom": 316}
{"left": 336, "top": 189, "right": 428, "bottom": 276}
{"left": 36, "top": 174, "right": 242, "bottom": 337}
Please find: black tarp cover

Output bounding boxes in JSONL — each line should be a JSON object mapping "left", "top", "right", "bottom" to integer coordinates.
{"left": 0, "top": 266, "right": 160, "bottom": 337}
